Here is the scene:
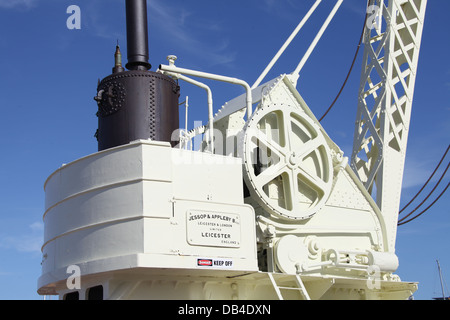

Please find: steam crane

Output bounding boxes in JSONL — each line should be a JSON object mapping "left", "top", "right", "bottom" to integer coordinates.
{"left": 38, "top": 0, "right": 427, "bottom": 300}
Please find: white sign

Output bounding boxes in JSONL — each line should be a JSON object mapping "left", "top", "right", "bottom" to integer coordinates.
{"left": 187, "top": 210, "right": 241, "bottom": 248}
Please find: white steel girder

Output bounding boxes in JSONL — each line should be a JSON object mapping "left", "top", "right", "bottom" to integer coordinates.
{"left": 351, "top": 0, "right": 427, "bottom": 251}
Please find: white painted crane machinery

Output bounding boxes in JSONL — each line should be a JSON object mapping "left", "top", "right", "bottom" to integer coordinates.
{"left": 38, "top": 0, "right": 428, "bottom": 300}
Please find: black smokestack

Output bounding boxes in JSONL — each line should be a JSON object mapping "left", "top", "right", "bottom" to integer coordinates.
{"left": 125, "top": 0, "right": 151, "bottom": 70}
{"left": 95, "top": 0, "right": 180, "bottom": 152}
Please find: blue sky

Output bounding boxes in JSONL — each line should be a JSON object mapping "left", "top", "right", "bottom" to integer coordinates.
{"left": 0, "top": 0, "right": 448, "bottom": 300}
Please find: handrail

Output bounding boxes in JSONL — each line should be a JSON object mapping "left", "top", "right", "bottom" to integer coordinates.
{"left": 159, "top": 64, "right": 253, "bottom": 119}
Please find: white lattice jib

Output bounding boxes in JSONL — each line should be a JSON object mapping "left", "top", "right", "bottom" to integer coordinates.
{"left": 351, "top": 0, "right": 427, "bottom": 251}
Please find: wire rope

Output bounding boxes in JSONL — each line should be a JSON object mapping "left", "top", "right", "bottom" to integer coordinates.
{"left": 399, "top": 145, "right": 450, "bottom": 214}
{"left": 319, "top": 3, "right": 369, "bottom": 122}
{"left": 398, "top": 160, "right": 449, "bottom": 223}
{"left": 398, "top": 181, "right": 449, "bottom": 225}
{"left": 398, "top": 158, "right": 449, "bottom": 225}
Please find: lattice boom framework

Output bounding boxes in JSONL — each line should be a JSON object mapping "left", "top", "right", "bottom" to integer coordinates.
{"left": 351, "top": 0, "right": 427, "bottom": 250}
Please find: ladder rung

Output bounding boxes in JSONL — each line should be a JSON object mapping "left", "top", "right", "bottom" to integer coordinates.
{"left": 268, "top": 273, "right": 311, "bottom": 300}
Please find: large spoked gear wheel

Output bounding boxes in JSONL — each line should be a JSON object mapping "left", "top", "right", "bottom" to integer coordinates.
{"left": 239, "top": 103, "right": 333, "bottom": 220}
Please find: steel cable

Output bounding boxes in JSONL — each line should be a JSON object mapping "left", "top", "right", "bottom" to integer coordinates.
{"left": 398, "top": 181, "right": 449, "bottom": 226}
{"left": 319, "top": 4, "right": 369, "bottom": 122}
{"left": 399, "top": 145, "right": 450, "bottom": 214}
{"left": 398, "top": 157, "right": 450, "bottom": 225}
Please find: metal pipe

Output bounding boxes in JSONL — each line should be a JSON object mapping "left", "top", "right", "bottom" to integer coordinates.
{"left": 291, "top": 0, "right": 344, "bottom": 85}
{"left": 252, "top": 0, "right": 322, "bottom": 89}
{"left": 125, "top": 0, "right": 151, "bottom": 70}
{"left": 185, "top": 96, "right": 189, "bottom": 140}
{"left": 166, "top": 72, "right": 215, "bottom": 153}
{"left": 437, "top": 260, "right": 446, "bottom": 300}
{"left": 159, "top": 64, "right": 253, "bottom": 119}
{"left": 178, "top": 97, "right": 189, "bottom": 149}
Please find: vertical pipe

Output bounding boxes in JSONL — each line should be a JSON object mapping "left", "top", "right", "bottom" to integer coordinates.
{"left": 125, "top": 0, "right": 151, "bottom": 70}
{"left": 184, "top": 96, "right": 189, "bottom": 147}
{"left": 175, "top": 75, "right": 214, "bottom": 153}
